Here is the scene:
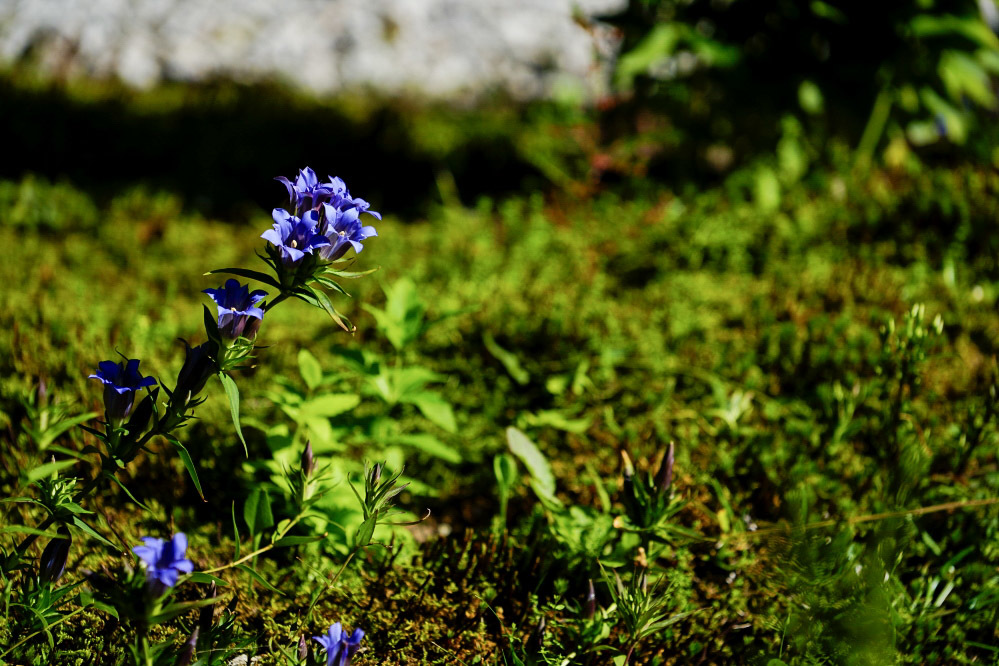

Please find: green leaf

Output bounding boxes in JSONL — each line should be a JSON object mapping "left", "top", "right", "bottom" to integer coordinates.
{"left": 237, "top": 563, "right": 285, "bottom": 595}
{"left": 493, "top": 453, "right": 518, "bottom": 495}
{"left": 298, "top": 349, "right": 323, "bottom": 390}
{"left": 300, "top": 284, "right": 351, "bottom": 332}
{"left": 103, "top": 472, "right": 152, "bottom": 512}
{"left": 147, "top": 595, "right": 220, "bottom": 625}
{"left": 231, "top": 502, "right": 241, "bottom": 559}
{"left": 313, "top": 275, "right": 350, "bottom": 297}
{"left": 354, "top": 515, "right": 377, "bottom": 549}
{"left": 506, "top": 427, "right": 562, "bottom": 509}
{"left": 243, "top": 488, "right": 274, "bottom": 538}
{"left": 409, "top": 393, "right": 457, "bottom": 433}
{"left": 483, "top": 332, "right": 530, "bottom": 385}
{"left": 187, "top": 572, "right": 228, "bottom": 586}
{"left": 393, "top": 433, "right": 462, "bottom": 464}
{"left": 0, "top": 525, "right": 62, "bottom": 539}
{"left": 204, "top": 267, "right": 282, "bottom": 290}
{"left": 218, "top": 373, "right": 247, "bottom": 456}
{"left": 168, "top": 436, "right": 205, "bottom": 502}
{"left": 26, "top": 459, "right": 77, "bottom": 482}
{"left": 36, "top": 412, "right": 98, "bottom": 449}
{"left": 272, "top": 534, "right": 327, "bottom": 548}
{"left": 299, "top": 394, "right": 361, "bottom": 419}
{"left": 70, "top": 516, "right": 117, "bottom": 548}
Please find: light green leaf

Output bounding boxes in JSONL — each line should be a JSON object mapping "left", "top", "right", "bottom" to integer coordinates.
{"left": 243, "top": 488, "right": 274, "bottom": 538}
{"left": 409, "top": 393, "right": 457, "bottom": 433}
{"left": 483, "top": 332, "right": 529, "bottom": 385}
{"left": 506, "top": 427, "right": 562, "bottom": 508}
{"left": 168, "top": 436, "right": 204, "bottom": 502}
{"left": 300, "top": 394, "right": 361, "bottom": 419}
{"left": 26, "top": 459, "right": 77, "bottom": 482}
{"left": 218, "top": 372, "right": 247, "bottom": 456}
{"left": 298, "top": 349, "right": 323, "bottom": 390}
{"left": 393, "top": 433, "right": 462, "bottom": 464}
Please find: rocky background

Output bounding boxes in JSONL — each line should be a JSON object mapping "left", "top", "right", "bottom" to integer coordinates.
{"left": 0, "top": 0, "right": 626, "bottom": 100}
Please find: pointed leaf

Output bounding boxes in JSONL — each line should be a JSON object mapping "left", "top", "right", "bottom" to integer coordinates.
{"left": 298, "top": 349, "right": 323, "bottom": 390}
{"left": 168, "top": 436, "right": 205, "bottom": 501}
{"left": 218, "top": 373, "right": 247, "bottom": 456}
{"left": 204, "top": 267, "right": 282, "bottom": 290}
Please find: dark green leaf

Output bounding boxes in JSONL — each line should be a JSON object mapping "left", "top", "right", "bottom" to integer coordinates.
{"left": 218, "top": 373, "right": 247, "bottom": 456}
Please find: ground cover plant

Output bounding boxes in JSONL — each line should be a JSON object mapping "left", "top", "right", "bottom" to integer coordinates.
{"left": 2, "top": 3, "right": 999, "bottom": 662}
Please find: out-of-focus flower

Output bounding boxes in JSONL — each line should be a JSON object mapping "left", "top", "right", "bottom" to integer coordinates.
{"left": 319, "top": 205, "right": 378, "bottom": 261}
{"left": 262, "top": 209, "right": 330, "bottom": 265}
{"left": 39, "top": 529, "right": 71, "bottom": 584}
{"left": 89, "top": 359, "right": 157, "bottom": 424}
{"left": 203, "top": 279, "right": 268, "bottom": 344}
{"left": 177, "top": 627, "right": 199, "bottom": 666}
{"left": 301, "top": 440, "right": 317, "bottom": 478}
{"left": 132, "top": 532, "right": 194, "bottom": 591}
{"left": 314, "top": 622, "right": 364, "bottom": 666}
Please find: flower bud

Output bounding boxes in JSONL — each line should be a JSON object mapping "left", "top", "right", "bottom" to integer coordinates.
{"left": 301, "top": 441, "right": 316, "bottom": 478}
{"left": 370, "top": 462, "right": 383, "bottom": 485}
{"left": 175, "top": 341, "right": 217, "bottom": 401}
{"left": 126, "top": 388, "right": 157, "bottom": 436}
{"left": 177, "top": 627, "right": 199, "bottom": 666}
{"left": 654, "top": 441, "right": 675, "bottom": 495}
{"left": 199, "top": 581, "right": 217, "bottom": 637}
{"left": 39, "top": 529, "right": 71, "bottom": 584}
{"left": 584, "top": 579, "right": 596, "bottom": 619}
{"left": 298, "top": 634, "right": 308, "bottom": 662}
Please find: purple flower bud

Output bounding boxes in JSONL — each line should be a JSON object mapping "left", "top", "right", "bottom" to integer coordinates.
{"left": 176, "top": 341, "right": 217, "bottom": 401}
{"left": 370, "top": 463, "right": 383, "bottom": 485}
{"left": 177, "top": 627, "right": 199, "bottom": 666}
{"left": 654, "top": 441, "right": 675, "bottom": 495}
{"left": 584, "top": 579, "right": 596, "bottom": 619}
{"left": 199, "top": 581, "right": 217, "bottom": 637}
{"left": 298, "top": 634, "right": 308, "bottom": 661}
{"left": 39, "top": 530, "right": 71, "bottom": 584}
{"left": 301, "top": 441, "right": 316, "bottom": 478}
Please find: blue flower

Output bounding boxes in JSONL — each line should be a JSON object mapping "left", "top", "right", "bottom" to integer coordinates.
{"left": 319, "top": 205, "right": 378, "bottom": 261}
{"left": 275, "top": 169, "right": 381, "bottom": 222}
{"left": 314, "top": 622, "right": 364, "bottom": 666}
{"left": 203, "top": 279, "right": 268, "bottom": 343}
{"left": 132, "top": 533, "right": 193, "bottom": 592}
{"left": 322, "top": 176, "right": 382, "bottom": 221}
{"left": 275, "top": 167, "right": 326, "bottom": 216}
{"left": 89, "top": 359, "right": 157, "bottom": 424}
{"left": 262, "top": 209, "right": 331, "bottom": 265}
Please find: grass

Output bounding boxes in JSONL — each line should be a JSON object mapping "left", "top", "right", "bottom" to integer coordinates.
{"left": 1, "top": 100, "right": 999, "bottom": 664}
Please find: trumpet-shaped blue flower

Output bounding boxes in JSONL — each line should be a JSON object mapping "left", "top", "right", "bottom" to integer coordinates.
{"left": 314, "top": 622, "right": 364, "bottom": 666}
{"left": 262, "top": 209, "right": 330, "bottom": 265}
{"left": 132, "top": 532, "right": 193, "bottom": 591}
{"left": 89, "top": 359, "right": 157, "bottom": 424}
{"left": 319, "top": 205, "right": 378, "bottom": 260}
{"left": 275, "top": 168, "right": 381, "bottom": 222}
{"left": 275, "top": 167, "right": 326, "bottom": 216}
{"left": 323, "top": 176, "right": 382, "bottom": 221}
{"left": 203, "top": 279, "right": 268, "bottom": 343}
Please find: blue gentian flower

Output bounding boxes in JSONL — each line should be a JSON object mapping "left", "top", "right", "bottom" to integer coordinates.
{"left": 203, "top": 279, "right": 268, "bottom": 343}
{"left": 275, "top": 167, "right": 326, "bottom": 216}
{"left": 275, "top": 169, "right": 382, "bottom": 222}
{"left": 323, "top": 176, "right": 382, "bottom": 221}
{"left": 319, "top": 205, "right": 378, "bottom": 261}
{"left": 314, "top": 622, "right": 364, "bottom": 666}
{"left": 132, "top": 533, "right": 194, "bottom": 592}
{"left": 262, "top": 209, "right": 331, "bottom": 265}
{"left": 89, "top": 359, "right": 157, "bottom": 424}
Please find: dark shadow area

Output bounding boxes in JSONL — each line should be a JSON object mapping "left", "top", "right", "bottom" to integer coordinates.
{"left": 0, "top": 76, "right": 547, "bottom": 220}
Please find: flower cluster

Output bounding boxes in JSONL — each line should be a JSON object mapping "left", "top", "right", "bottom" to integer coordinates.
{"left": 314, "top": 622, "right": 364, "bottom": 666}
{"left": 266, "top": 168, "right": 379, "bottom": 266}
